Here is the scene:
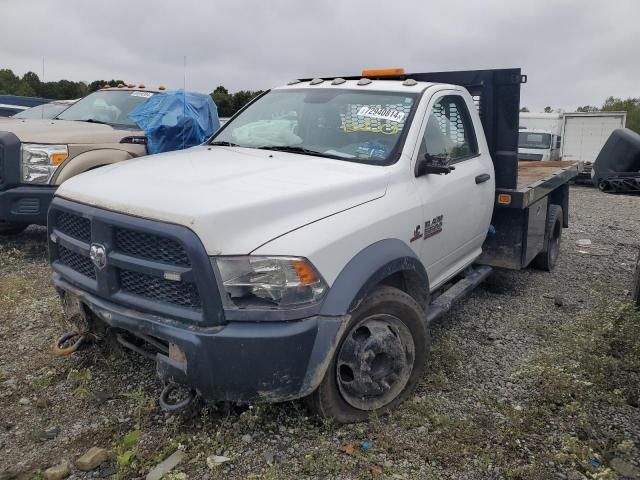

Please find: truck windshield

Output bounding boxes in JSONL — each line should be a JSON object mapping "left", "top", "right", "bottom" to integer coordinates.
{"left": 13, "top": 102, "right": 72, "bottom": 119}
{"left": 56, "top": 90, "right": 154, "bottom": 127}
{"left": 210, "top": 89, "right": 418, "bottom": 164}
{"left": 518, "top": 132, "right": 551, "bottom": 149}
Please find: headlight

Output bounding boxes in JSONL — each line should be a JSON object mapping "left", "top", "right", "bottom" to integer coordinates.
{"left": 21, "top": 144, "right": 69, "bottom": 184}
{"left": 214, "top": 256, "right": 327, "bottom": 309}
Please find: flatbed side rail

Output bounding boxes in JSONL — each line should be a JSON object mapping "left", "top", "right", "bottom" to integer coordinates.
{"left": 499, "top": 162, "right": 579, "bottom": 209}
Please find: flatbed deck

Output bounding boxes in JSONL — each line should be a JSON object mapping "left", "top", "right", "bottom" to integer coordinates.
{"left": 496, "top": 161, "right": 578, "bottom": 209}
{"left": 516, "top": 161, "right": 577, "bottom": 190}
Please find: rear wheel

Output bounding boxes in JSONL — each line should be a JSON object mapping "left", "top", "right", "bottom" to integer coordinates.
{"left": 633, "top": 249, "right": 640, "bottom": 307}
{"left": 307, "top": 286, "right": 428, "bottom": 423}
{"left": 532, "top": 205, "right": 562, "bottom": 271}
{"left": 0, "top": 222, "right": 28, "bottom": 236}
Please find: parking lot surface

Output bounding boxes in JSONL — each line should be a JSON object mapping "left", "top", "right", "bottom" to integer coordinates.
{"left": 0, "top": 185, "right": 639, "bottom": 479}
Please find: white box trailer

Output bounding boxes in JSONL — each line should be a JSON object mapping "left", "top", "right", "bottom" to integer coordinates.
{"left": 560, "top": 112, "right": 626, "bottom": 175}
{"left": 519, "top": 112, "right": 563, "bottom": 133}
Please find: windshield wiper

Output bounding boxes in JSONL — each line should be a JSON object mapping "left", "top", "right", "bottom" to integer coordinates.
{"left": 255, "top": 145, "right": 340, "bottom": 159}
{"left": 209, "top": 142, "right": 342, "bottom": 160}
{"left": 81, "top": 118, "right": 108, "bottom": 125}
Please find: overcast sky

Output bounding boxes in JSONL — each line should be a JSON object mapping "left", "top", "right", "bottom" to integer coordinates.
{"left": 2, "top": 0, "right": 638, "bottom": 112}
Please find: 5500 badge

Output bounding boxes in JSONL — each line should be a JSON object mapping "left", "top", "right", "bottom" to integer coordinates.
{"left": 410, "top": 215, "right": 444, "bottom": 242}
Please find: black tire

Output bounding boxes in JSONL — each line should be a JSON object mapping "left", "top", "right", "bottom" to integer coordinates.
{"left": 633, "top": 249, "right": 640, "bottom": 307}
{"left": 532, "top": 205, "right": 562, "bottom": 271}
{"left": 0, "top": 222, "right": 28, "bottom": 236}
{"left": 307, "top": 286, "right": 428, "bottom": 423}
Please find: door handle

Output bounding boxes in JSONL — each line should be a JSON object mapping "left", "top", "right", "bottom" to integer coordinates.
{"left": 475, "top": 173, "right": 491, "bottom": 184}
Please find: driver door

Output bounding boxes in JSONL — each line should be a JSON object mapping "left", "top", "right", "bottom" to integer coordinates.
{"left": 414, "top": 91, "right": 494, "bottom": 289}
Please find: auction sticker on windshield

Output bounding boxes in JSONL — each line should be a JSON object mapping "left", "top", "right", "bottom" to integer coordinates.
{"left": 357, "top": 106, "right": 406, "bottom": 123}
{"left": 131, "top": 91, "right": 154, "bottom": 98}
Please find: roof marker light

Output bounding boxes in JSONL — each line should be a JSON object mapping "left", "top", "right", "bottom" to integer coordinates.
{"left": 309, "top": 78, "right": 324, "bottom": 85}
{"left": 138, "top": 84, "right": 146, "bottom": 88}
{"left": 403, "top": 79, "right": 418, "bottom": 86}
{"left": 357, "top": 78, "right": 372, "bottom": 86}
{"left": 361, "top": 68, "right": 405, "bottom": 77}
{"left": 158, "top": 85, "right": 166, "bottom": 90}
{"left": 117, "top": 83, "right": 125, "bottom": 88}
{"left": 331, "top": 78, "right": 346, "bottom": 85}
{"left": 287, "top": 79, "right": 301, "bottom": 85}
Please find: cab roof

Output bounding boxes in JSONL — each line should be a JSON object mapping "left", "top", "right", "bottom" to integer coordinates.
{"left": 275, "top": 78, "right": 439, "bottom": 94}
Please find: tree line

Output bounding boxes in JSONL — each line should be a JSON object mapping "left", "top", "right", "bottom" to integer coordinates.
{"left": 0, "top": 68, "right": 262, "bottom": 117}
{"left": 520, "top": 97, "right": 640, "bottom": 134}
{"left": 2, "top": 68, "right": 637, "bottom": 130}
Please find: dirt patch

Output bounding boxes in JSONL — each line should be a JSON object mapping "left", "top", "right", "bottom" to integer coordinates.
{"left": 1, "top": 186, "right": 639, "bottom": 479}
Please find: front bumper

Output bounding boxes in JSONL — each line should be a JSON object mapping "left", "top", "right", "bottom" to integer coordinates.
{"left": 0, "top": 185, "right": 56, "bottom": 225}
{"left": 54, "top": 274, "right": 348, "bottom": 403}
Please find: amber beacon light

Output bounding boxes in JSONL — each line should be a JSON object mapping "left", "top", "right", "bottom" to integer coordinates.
{"left": 361, "top": 68, "right": 406, "bottom": 77}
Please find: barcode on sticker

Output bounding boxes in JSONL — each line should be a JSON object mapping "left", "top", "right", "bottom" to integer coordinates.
{"left": 357, "top": 106, "right": 405, "bottom": 123}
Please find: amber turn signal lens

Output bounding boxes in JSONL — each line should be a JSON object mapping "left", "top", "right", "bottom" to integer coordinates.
{"left": 50, "top": 153, "right": 68, "bottom": 165}
{"left": 497, "top": 194, "right": 512, "bottom": 205}
{"left": 292, "top": 260, "right": 319, "bottom": 285}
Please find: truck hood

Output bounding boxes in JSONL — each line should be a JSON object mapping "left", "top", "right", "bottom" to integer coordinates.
{"left": 57, "top": 146, "right": 388, "bottom": 254}
{"left": 0, "top": 119, "right": 140, "bottom": 144}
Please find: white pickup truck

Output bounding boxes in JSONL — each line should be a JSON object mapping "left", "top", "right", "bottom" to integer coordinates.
{"left": 43, "top": 68, "right": 577, "bottom": 422}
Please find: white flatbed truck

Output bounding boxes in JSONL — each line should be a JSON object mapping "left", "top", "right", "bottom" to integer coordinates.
{"left": 42, "top": 68, "right": 577, "bottom": 422}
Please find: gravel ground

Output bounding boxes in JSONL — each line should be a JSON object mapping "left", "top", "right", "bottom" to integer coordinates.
{"left": 0, "top": 185, "right": 639, "bottom": 480}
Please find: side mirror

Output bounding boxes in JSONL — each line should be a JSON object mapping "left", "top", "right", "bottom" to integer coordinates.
{"left": 416, "top": 154, "right": 455, "bottom": 176}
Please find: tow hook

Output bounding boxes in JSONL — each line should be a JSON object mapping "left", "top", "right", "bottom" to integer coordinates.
{"left": 53, "top": 331, "right": 87, "bottom": 356}
{"left": 159, "top": 383, "right": 198, "bottom": 413}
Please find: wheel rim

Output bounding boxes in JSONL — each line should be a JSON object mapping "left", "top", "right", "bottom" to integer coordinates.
{"left": 336, "top": 314, "right": 415, "bottom": 410}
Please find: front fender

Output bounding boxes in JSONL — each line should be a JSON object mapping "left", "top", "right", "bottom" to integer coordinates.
{"left": 53, "top": 149, "right": 136, "bottom": 184}
{"left": 319, "top": 238, "right": 429, "bottom": 316}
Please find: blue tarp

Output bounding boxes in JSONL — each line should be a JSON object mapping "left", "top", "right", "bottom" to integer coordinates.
{"left": 128, "top": 90, "right": 220, "bottom": 154}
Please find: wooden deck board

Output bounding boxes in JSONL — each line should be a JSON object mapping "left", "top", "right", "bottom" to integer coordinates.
{"left": 516, "top": 161, "right": 577, "bottom": 190}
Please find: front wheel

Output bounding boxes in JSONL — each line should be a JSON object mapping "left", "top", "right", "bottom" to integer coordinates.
{"left": 0, "top": 222, "right": 28, "bottom": 236}
{"left": 307, "top": 286, "right": 428, "bottom": 423}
